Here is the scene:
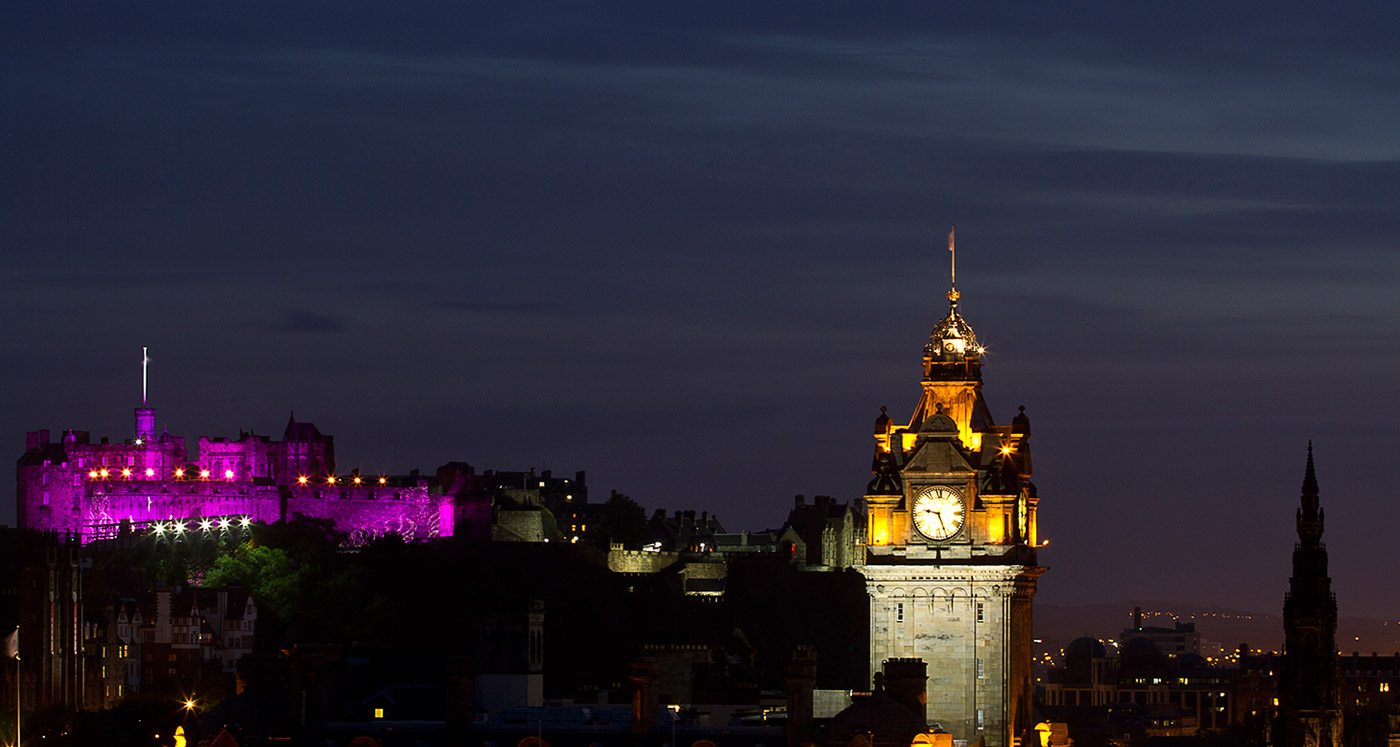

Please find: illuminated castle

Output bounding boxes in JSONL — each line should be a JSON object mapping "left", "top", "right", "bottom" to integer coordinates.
{"left": 18, "top": 406, "right": 454, "bottom": 543}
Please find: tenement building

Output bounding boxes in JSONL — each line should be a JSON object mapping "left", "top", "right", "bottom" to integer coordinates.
{"left": 859, "top": 248, "right": 1043, "bottom": 747}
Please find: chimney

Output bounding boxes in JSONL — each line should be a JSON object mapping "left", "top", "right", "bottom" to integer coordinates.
{"left": 786, "top": 646, "right": 818, "bottom": 747}
{"left": 26, "top": 431, "right": 40, "bottom": 451}
{"left": 883, "top": 658, "right": 928, "bottom": 724}
{"left": 630, "top": 659, "right": 659, "bottom": 736}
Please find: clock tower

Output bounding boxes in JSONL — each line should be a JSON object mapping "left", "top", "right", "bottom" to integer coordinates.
{"left": 860, "top": 236, "right": 1043, "bottom": 747}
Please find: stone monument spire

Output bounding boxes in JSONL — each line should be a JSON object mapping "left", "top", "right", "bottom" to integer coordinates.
{"left": 1277, "top": 443, "right": 1342, "bottom": 747}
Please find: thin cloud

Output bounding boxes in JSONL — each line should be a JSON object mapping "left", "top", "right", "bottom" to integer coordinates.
{"left": 255, "top": 310, "right": 347, "bottom": 334}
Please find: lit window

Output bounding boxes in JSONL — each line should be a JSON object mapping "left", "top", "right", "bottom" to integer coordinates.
{"left": 374, "top": 708, "right": 384, "bottom": 719}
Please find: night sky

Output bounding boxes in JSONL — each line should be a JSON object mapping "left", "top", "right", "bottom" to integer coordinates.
{"left": 5, "top": 3, "right": 1399, "bottom": 620}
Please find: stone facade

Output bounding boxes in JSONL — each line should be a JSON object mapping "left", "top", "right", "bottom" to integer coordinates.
{"left": 18, "top": 410, "right": 453, "bottom": 543}
{"left": 859, "top": 279, "right": 1043, "bottom": 747}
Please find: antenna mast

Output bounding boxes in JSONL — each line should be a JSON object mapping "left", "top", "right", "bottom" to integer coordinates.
{"left": 142, "top": 347, "right": 149, "bottom": 404}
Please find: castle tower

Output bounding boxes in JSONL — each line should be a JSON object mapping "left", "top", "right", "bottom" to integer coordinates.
{"left": 861, "top": 230, "right": 1043, "bottom": 747}
{"left": 1277, "top": 444, "right": 1343, "bottom": 747}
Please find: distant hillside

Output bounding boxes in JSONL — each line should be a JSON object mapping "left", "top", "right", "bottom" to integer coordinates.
{"left": 1036, "top": 600, "right": 1400, "bottom": 657}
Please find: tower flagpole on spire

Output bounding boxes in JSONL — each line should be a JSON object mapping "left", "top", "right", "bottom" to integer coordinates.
{"left": 142, "top": 347, "right": 149, "bottom": 405}
{"left": 948, "top": 225, "right": 956, "bottom": 290}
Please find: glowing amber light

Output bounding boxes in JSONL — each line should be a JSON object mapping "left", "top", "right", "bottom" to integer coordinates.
{"left": 378, "top": 477, "right": 387, "bottom": 485}
{"left": 353, "top": 476, "right": 362, "bottom": 485}
{"left": 224, "top": 469, "right": 234, "bottom": 479}
{"left": 297, "top": 476, "right": 308, "bottom": 484}
{"left": 175, "top": 469, "right": 185, "bottom": 478}
{"left": 199, "top": 469, "right": 210, "bottom": 479}
{"left": 327, "top": 476, "right": 336, "bottom": 485}
{"left": 1000, "top": 445, "right": 1014, "bottom": 456}
{"left": 145, "top": 468, "right": 155, "bottom": 477}
{"left": 99, "top": 469, "right": 109, "bottom": 478}
{"left": 121, "top": 468, "right": 131, "bottom": 477}
{"left": 88, "top": 470, "right": 99, "bottom": 478}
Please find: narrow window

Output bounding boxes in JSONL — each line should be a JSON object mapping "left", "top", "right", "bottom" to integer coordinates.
{"left": 977, "top": 709, "right": 985, "bottom": 729}
{"left": 977, "top": 602, "right": 985, "bottom": 623}
{"left": 897, "top": 602, "right": 904, "bottom": 623}
{"left": 978, "top": 658, "right": 985, "bottom": 679}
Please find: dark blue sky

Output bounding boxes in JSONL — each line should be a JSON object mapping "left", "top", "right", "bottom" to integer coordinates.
{"left": 5, "top": 2, "right": 1399, "bottom": 620}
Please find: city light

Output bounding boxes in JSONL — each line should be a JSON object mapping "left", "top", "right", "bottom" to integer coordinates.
{"left": 199, "top": 519, "right": 212, "bottom": 532}
{"left": 145, "top": 468, "right": 155, "bottom": 477}
{"left": 199, "top": 469, "right": 210, "bottom": 479}
{"left": 298, "top": 475, "right": 308, "bottom": 484}
{"left": 224, "top": 469, "right": 234, "bottom": 479}
{"left": 121, "top": 468, "right": 131, "bottom": 477}
{"left": 175, "top": 469, "right": 184, "bottom": 478}
{"left": 379, "top": 477, "right": 387, "bottom": 484}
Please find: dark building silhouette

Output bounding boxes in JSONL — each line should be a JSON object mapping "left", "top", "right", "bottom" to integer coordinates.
{"left": 1277, "top": 444, "right": 1343, "bottom": 747}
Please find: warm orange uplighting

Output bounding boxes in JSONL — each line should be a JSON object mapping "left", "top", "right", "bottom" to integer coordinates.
{"left": 199, "top": 469, "right": 210, "bottom": 479}
{"left": 297, "top": 475, "right": 308, "bottom": 485}
{"left": 353, "top": 476, "right": 362, "bottom": 485}
{"left": 99, "top": 468, "right": 109, "bottom": 478}
{"left": 378, "top": 477, "right": 387, "bottom": 485}
{"left": 326, "top": 476, "right": 336, "bottom": 485}
{"left": 224, "top": 469, "right": 235, "bottom": 479}
{"left": 145, "top": 468, "right": 155, "bottom": 477}
{"left": 121, "top": 468, "right": 131, "bottom": 477}
{"left": 1000, "top": 445, "right": 1014, "bottom": 456}
{"left": 175, "top": 469, "right": 185, "bottom": 478}
{"left": 88, "top": 470, "right": 99, "bottom": 478}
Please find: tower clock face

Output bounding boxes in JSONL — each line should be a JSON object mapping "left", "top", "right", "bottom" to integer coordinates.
{"left": 912, "top": 486, "right": 966, "bottom": 541}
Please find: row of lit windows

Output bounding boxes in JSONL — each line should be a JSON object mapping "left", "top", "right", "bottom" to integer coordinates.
{"left": 296, "top": 475, "right": 388, "bottom": 486}
{"left": 88, "top": 467, "right": 390, "bottom": 485}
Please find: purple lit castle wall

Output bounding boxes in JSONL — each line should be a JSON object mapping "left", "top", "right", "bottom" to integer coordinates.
{"left": 18, "top": 408, "right": 452, "bottom": 543}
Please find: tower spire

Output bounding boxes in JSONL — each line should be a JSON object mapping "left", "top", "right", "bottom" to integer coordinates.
{"left": 142, "top": 346, "right": 149, "bottom": 404}
{"left": 947, "top": 225, "right": 959, "bottom": 302}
